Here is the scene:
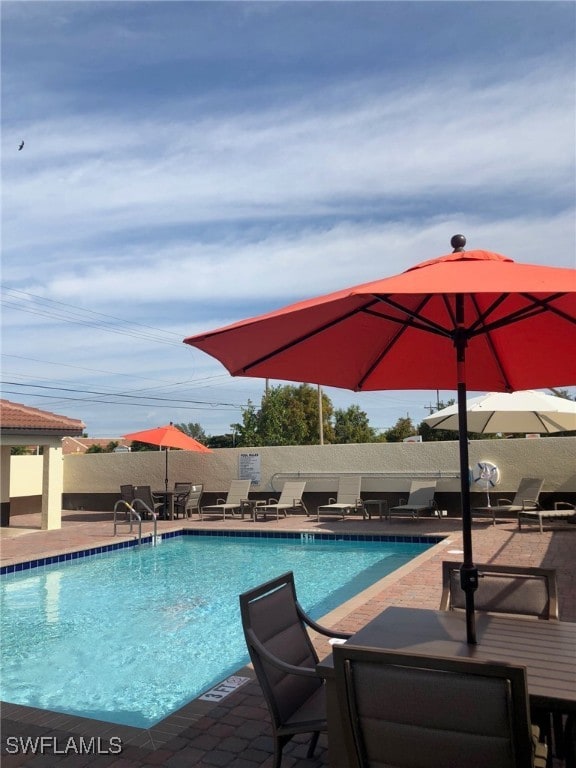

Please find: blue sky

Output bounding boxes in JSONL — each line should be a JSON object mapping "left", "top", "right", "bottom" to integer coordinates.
{"left": 2, "top": 1, "right": 575, "bottom": 439}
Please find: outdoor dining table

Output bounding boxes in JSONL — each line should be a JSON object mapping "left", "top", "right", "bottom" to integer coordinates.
{"left": 317, "top": 606, "right": 576, "bottom": 768}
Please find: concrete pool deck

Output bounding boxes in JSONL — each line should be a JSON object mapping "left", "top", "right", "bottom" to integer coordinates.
{"left": 1, "top": 509, "right": 575, "bottom": 767}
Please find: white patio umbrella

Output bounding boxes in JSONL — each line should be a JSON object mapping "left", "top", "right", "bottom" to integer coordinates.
{"left": 423, "top": 390, "right": 576, "bottom": 435}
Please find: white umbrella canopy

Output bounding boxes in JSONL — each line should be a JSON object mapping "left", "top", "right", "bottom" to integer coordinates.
{"left": 423, "top": 390, "right": 576, "bottom": 434}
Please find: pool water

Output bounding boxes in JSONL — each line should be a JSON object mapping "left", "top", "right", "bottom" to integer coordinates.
{"left": 0, "top": 533, "right": 433, "bottom": 727}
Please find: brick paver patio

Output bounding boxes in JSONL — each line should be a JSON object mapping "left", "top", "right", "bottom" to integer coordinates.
{"left": 1, "top": 509, "right": 574, "bottom": 766}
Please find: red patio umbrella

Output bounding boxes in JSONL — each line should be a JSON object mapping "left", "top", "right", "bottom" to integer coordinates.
{"left": 183, "top": 236, "right": 576, "bottom": 643}
{"left": 123, "top": 423, "right": 211, "bottom": 495}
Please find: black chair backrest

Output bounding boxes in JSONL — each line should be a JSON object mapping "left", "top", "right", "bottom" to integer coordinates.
{"left": 333, "top": 644, "right": 534, "bottom": 768}
{"left": 120, "top": 484, "right": 134, "bottom": 503}
{"left": 239, "top": 572, "right": 322, "bottom": 727}
{"left": 440, "top": 561, "right": 559, "bottom": 620}
{"left": 132, "top": 485, "right": 157, "bottom": 517}
{"left": 174, "top": 482, "right": 192, "bottom": 496}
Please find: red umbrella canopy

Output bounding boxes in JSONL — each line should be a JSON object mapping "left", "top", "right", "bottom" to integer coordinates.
{"left": 123, "top": 424, "right": 212, "bottom": 453}
{"left": 183, "top": 238, "right": 575, "bottom": 645}
{"left": 183, "top": 247, "right": 576, "bottom": 393}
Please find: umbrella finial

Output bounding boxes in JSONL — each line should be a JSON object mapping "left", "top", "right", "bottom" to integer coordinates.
{"left": 451, "top": 234, "right": 466, "bottom": 252}
{"left": 450, "top": 235, "right": 466, "bottom": 253}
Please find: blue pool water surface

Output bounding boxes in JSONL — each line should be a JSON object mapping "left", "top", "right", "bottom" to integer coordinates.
{"left": 0, "top": 532, "right": 435, "bottom": 727}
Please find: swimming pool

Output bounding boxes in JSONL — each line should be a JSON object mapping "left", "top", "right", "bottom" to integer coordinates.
{"left": 0, "top": 531, "right": 439, "bottom": 728}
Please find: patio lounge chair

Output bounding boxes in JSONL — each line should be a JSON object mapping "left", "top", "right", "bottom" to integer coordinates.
{"left": 239, "top": 571, "right": 351, "bottom": 768}
{"left": 518, "top": 501, "right": 576, "bottom": 533}
{"left": 332, "top": 644, "right": 548, "bottom": 768}
{"left": 472, "top": 476, "right": 543, "bottom": 525}
{"left": 386, "top": 479, "right": 437, "bottom": 521}
{"left": 440, "top": 561, "right": 559, "bottom": 620}
{"left": 200, "top": 479, "right": 251, "bottom": 520}
{"left": 316, "top": 476, "right": 364, "bottom": 521}
{"left": 252, "top": 481, "right": 308, "bottom": 521}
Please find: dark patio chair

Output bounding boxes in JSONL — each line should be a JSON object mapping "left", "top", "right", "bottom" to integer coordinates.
{"left": 118, "top": 484, "right": 134, "bottom": 518}
{"left": 441, "top": 560, "right": 560, "bottom": 762}
{"left": 239, "top": 571, "right": 351, "bottom": 768}
{"left": 172, "top": 482, "right": 192, "bottom": 518}
{"left": 440, "top": 561, "right": 559, "bottom": 620}
{"left": 120, "top": 484, "right": 134, "bottom": 503}
{"left": 132, "top": 485, "right": 163, "bottom": 519}
{"left": 332, "top": 644, "right": 548, "bottom": 768}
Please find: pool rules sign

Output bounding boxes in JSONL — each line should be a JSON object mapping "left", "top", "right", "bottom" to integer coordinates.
{"left": 239, "top": 452, "right": 261, "bottom": 485}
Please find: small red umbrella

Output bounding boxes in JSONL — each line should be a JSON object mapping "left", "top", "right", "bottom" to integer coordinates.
{"left": 123, "top": 423, "right": 211, "bottom": 495}
{"left": 183, "top": 236, "right": 576, "bottom": 643}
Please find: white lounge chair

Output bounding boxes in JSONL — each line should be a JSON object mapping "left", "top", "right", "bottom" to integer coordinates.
{"left": 518, "top": 500, "right": 576, "bottom": 533}
{"left": 387, "top": 480, "right": 437, "bottom": 521}
{"left": 200, "top": 479, "right": 251, "bottom": 520}
{"left": 472, "top": 477, "right": 543, "bottom": 526}
{"left": 253, "top": 481, "right": 308, "bottom": 521}
{"left": 316, "top": 477, "right": 364, "bottom": 521}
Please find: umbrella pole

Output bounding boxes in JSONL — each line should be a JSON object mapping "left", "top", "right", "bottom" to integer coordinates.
{"left": 165, "top": 449, "right": 169, "bottom": 495}
{"left": 455, "top": 300, "right": 479, "bottom": 645}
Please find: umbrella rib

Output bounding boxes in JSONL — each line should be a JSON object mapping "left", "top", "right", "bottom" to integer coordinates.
{"left": 366, "top": 295, "right": 452, "bottom": 338}
{"left": 358, "top": 295, "right": 440, "bottom": 389}
{"left": 239, "top": 298, "right": 381, "bottom": 374}
{"left": 468, "top": 292, "right": 573, "bottom": 337}
{"left": 469, "top": 294, "right": 514, "bottom": 391}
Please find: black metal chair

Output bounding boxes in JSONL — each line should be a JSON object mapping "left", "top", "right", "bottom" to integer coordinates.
{"left": 132, "top": 485, "right": 163, "bottom": 519}
{"left": 118, "top": 484, "right": 134, "bottom": 518}
{"left": 172, "top": 482, "right": 192, "bottom": 518}
{"left": 333, "top": 644, "right": 548, "bottom": 768}
{"left": 239, "top": 571, "right": 350, "bottom": 768}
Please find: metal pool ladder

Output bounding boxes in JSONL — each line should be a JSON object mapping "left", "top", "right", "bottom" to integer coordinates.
{"left": 113, "top": 499, "right": 158, "bottom": 546}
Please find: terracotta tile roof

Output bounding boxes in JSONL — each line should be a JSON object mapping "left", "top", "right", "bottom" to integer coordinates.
{"left": 62, "top": 437, "right": 130, "bottom": 454}
{"left": 0, "top": 399, "right": 85, "bottom": 435}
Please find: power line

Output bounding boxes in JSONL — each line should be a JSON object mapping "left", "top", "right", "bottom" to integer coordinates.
{"left": 0, "top": 380, "right": 245, "bottom": 408}
{"left": 0, "top": 389, "right": 240, "bottom": 411}
{"left": 0, "top": 285, "right": 185, "bottom": 347}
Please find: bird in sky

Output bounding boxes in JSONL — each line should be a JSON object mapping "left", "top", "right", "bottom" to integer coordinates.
{"left": 18, "top": 140, "right": 24, "bottom": 151}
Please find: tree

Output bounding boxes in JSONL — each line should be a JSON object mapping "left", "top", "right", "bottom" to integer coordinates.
{"left": 175, "top": 422, "right": 208, "bottom": 443}
{"left": 206, "top": 434, "right": 236, "bottom": 449}
{"left": 232, "top": 384, "right": 335, "bottom": 446}
{"left": 129, "top": 440, "right": 157, "bottom": 452}
{"left": 333, "top": 404, "right": 378, "bottom": 444}
{"left": 85, "top": 444, "right": 104, "bottom": 453}
{"left": 383, "top": 416, "right": 417, "bottom": 443}
{"left": 10, "top": 446, "right": 33, "bottom": 455}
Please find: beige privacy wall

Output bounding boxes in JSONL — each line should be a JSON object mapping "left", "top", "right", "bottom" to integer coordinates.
{"left": 10, "top": 437, "right": 575, "bottom": 499}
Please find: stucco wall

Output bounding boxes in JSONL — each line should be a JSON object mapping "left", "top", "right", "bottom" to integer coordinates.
{"left": 10, "top": 455, "right": 43, "bottom": 496}
{"left": 11, "top": 437, "right": 576, "bottom": 502}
